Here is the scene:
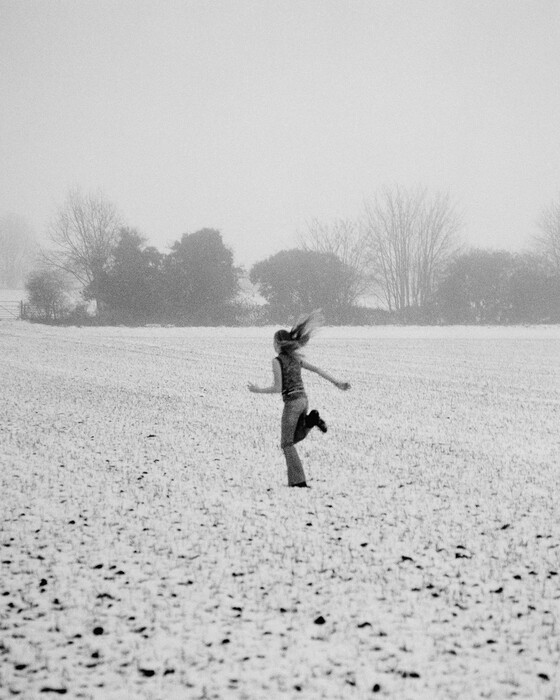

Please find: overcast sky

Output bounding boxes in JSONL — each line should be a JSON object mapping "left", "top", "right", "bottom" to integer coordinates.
{"left": 1, "top": 0, "right": 559, "bottom": 267}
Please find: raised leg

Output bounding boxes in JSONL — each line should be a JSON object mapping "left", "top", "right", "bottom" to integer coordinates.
{"left": 293, "top": 410, "right": 311, "bottom": 444}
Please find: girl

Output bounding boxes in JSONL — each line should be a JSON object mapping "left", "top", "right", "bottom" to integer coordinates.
{"left": 248, "top": 311, "right": 350, "bottom": 488}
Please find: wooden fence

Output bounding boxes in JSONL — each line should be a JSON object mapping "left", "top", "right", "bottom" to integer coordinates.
{"left": 0, "top": 300, "right": 24, "bottom": 320}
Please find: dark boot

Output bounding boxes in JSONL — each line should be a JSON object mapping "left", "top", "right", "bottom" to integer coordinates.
{"left": 307, "top": 409, "right": 327, "bottom": 433}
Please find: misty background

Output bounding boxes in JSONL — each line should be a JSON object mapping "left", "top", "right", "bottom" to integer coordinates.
{"left": 2, "top": 0, "right": 560, "bottom": 265}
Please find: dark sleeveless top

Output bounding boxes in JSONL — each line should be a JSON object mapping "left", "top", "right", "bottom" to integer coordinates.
{"left": 276, "top": 353, "right": 306, "bottom": 402}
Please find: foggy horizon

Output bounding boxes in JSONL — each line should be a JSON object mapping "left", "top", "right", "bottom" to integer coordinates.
{"left": 2, "top": 0, "right": 560, "bottom": 268}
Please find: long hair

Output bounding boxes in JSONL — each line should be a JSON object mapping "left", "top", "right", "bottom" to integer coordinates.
{"left": 274, "top": 309, "right": 324, "bottom": 356}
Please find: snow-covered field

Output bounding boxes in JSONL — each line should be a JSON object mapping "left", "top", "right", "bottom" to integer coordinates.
{"left": 1, "top": 322, "right": 559, "bottom": 699}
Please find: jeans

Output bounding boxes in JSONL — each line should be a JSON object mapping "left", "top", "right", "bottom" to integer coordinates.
{"left": 280, "top": 395, "right": 310, "bottom": 486}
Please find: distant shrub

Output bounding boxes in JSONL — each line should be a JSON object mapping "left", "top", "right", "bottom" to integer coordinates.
{"left": 25, "top": 268, "right": 72, "bottom": 322}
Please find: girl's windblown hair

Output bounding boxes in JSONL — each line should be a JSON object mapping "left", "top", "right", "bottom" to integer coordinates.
{"left": 274, "top": 309, "right": 324, "bottom": 355}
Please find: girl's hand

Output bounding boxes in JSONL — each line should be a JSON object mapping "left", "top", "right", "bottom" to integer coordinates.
{"left": 247, "top": 382, "right": 259, "bottom": 393}
{"left": 336, "top": 381, "right": 351, "bottom": 391}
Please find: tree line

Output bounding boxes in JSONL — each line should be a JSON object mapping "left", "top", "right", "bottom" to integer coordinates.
{"left": 2, "top": 186, "right": 559, "bottom": 325}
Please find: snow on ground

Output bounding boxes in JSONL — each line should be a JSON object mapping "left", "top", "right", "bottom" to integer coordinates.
{"left": 1, "top": 322, "right": 559, "bottom": 699}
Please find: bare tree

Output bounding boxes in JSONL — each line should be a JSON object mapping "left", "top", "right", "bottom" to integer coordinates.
{"left": 363, "top": 186, "right": 461, "bottom": 312}
{"left": 535, "top": 195, "right": 560, "bottom": 271}
{"left": 299, "top": 217, "right": 371, "bottom": 307}
{"left": 413, "top": 192, "right": 462, "bottom": 307}
{"left": 44, "top": 188, "right": 121, "bottom": 309}
{"left": 0, "top": 213, "right": 37, "bottom": 288}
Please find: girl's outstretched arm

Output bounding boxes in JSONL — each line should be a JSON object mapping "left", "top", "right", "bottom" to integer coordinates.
{"left": 248, "top": 358, "right": 282, "bottom": 394}
{"left": 301, "top": 359, "right": 351, "bottom": 390}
